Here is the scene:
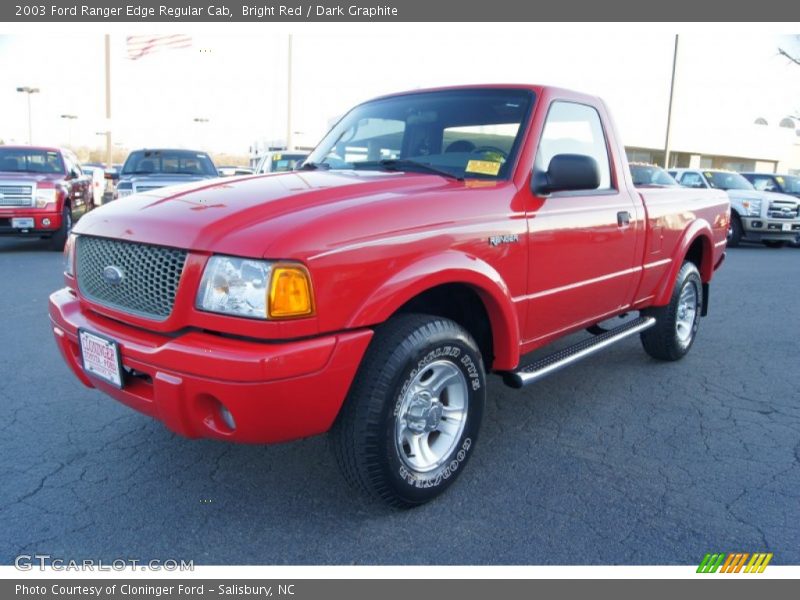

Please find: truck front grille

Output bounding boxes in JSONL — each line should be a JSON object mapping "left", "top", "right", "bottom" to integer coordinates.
{"left": 76, "top": 236, "right": 188, "bottom": 320}
{"left": 0, "top": 184, "right": 34, "bottom": 207}
{"left": 767, "top": 201, "right": 800, "bottom": 219}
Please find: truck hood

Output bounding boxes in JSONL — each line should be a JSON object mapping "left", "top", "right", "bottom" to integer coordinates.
{"left": 0, "top": 171, "right": 64, "bottom": 185}
{"left": 120, "top": 173, "right": 215, "bottom": 189}
{"left": 726, "top": 189, "right": 799, "bottom": 205}
{"left": 74, "top": 170, "right": 454, "bottom": 255}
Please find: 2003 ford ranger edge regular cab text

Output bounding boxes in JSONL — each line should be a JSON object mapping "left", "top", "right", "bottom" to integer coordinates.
{"left": 49, "top": 85, "right": 729, "bottom": 507}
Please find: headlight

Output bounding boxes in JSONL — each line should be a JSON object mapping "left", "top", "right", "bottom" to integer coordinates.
{"left": 35, "top": 188, "right": 57, "bottom": 208}
{"left": 195, "top": 257, "right": 314, "bottom": 320}
{"left": 64, "top": 234, "right": 77, "bottom": 277}
{"left": 741, "top": 199, "right": 761, "bottom": 217}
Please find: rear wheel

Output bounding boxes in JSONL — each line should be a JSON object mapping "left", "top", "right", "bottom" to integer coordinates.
{"left": 332, "top": 313, "right": 485, "bottom": 508}
{"left": 727, "top": 214, "right": 742, "bottom": 247}
{"left": 640, "top": 261, "right": 702, "bottom": 361}
{"left": 49, "top": 204, "right": 72, "bottom": 251}
{"left": 762, "top": 240, "right": 785, "bottom": 249}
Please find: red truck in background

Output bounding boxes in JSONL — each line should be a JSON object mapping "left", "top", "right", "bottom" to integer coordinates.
{"left": 0, "top": 146, "right": 93, "bottom": 250}
{"left": 49, "top": 85, "right": 729, "bottom": 507}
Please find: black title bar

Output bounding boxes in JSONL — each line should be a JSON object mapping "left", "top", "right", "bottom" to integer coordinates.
{"left": 4, "top": 0, "right": 800, "bottom": 21}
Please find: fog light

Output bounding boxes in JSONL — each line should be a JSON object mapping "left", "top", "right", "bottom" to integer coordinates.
{"left": 219, "top": 403, "right": 236, "bottom": 430}
{"left": 42, "top": 218, "right": 51, "bottom": 226}
{"left": 751, "top": 221, "right": 763, "bottom": 228}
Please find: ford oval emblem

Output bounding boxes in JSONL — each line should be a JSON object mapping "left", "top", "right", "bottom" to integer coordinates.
{"left": 102, "top": 265, "right": 125, "bottom": 286}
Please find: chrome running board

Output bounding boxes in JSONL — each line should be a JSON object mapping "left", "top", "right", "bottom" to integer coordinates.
{"left": 503, "top": 316, "right": 656, "bottom": 389}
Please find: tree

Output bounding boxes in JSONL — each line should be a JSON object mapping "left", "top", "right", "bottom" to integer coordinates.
{"left": 779, "top": 35, "right": 800, "bottom": 66}
{"left": 778, "top": 47, "right": 800, "bottom": 66}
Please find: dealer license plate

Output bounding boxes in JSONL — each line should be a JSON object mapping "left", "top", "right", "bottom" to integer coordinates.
{"left": 78, "top": 329, "right": 123, "bottom": 388}
{"left": 11, "top": 217, "right": 34, "bottom": 229}
{"left": 782, "top": 223, "right": 792, "bottom": 231}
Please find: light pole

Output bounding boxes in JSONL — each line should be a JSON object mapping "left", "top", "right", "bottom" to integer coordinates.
{"left": 193, "top": 117, "right": 209, "bottom": 149}
{"left": 61, "top": 114, "right": 78, "bottom": 147}
{"left": 663, "top": 35, "right": 679, "bottom": 169}
{"left": 16, "top": 86, "right": 40, "bottom": 144}
{"left": 96, "top": 131, "right": 111, "bottom": 163}
{"left": 286, "top": 34, "right": 293, "bottom": 151}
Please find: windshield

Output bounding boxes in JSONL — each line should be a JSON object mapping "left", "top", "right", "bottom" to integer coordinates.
{"left": 306, "top": 89, "right": 534, "bottom": 180}
{"left": 0, "top": 148, "right": 64, "bottom": 174}
{"left": 630, "top": 165, "right": 677, "bottom": 186}
{"left": 121, "top": 150, "right": 217, "bottom": 176}
{"left": 777, "top": 175, "right": 800, "bottom": 194}
{"left": 705, "top": 171, "right": 754, "bottom": 191}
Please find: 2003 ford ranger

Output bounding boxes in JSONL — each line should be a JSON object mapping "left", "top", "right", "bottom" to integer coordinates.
{"left": 49, "top": 85, "right": 729, "bottom": 506}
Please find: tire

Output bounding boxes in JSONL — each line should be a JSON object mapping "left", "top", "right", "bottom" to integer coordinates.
{"left": 727, "top": 213, "right": 742, "bottom": 247}
{"left": 640, "top": 261, "right": 703, "bottom": 361}
{"left": 762, "top": 240, "right": 785, "bottom": 249}
{"left": 332, "top": 313, "right": 486, "bottom": 508}
{"left": 49, "top": 204, "right": 72, "bottom": 251}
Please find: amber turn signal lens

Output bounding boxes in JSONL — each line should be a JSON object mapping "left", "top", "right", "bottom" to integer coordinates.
{"left": 268, "top": 265, "right": 314, "bottom": 318}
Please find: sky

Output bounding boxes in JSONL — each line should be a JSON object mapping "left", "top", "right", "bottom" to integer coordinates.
{"left": 0, "top": 29, "right": 798, "bottom": 156}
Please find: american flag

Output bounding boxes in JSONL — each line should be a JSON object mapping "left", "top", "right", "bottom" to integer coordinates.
{"left": 126, "top": 34, "right": 192, "bottom": 60}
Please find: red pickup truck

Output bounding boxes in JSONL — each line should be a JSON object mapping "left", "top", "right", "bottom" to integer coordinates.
{"left": 1, "top": 146, "right": 93, "bottom": 249}
{"left": 49, "top": 85, "right": 729, "bottom": 506}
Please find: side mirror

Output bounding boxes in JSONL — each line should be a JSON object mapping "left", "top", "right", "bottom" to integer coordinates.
{"left": 104, "top": 170, "right": 119, "bottom": 181}
{"left": 532, "top": 154, "right": 600, "bottom": 195}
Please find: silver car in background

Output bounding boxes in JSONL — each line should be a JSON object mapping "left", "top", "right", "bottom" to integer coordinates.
{"left": 670, "top": 168, "right": 800, "bottom": 248}
{"left": 111, "top": 149, "right": 219, "bottom": 199}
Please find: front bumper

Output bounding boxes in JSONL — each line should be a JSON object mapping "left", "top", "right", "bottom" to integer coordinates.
{"left": 0, "top": 209, "right": 62, "bottom": 236}
{"left": 741, "top": 217, "right": 800, "bottom": 241}
{"left": 49, "top": 287, "right": 373, "bottom": 444}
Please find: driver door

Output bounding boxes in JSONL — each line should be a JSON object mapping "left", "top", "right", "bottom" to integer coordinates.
{"left": 522, "top": 100, "right": 642, "bottom": 345}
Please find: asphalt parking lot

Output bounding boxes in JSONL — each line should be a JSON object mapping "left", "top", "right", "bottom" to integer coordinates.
{"left": 0, "top": 238, "right": 798, "bottom": 566}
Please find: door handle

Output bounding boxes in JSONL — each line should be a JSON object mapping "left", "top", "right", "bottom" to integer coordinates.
{"left": 617, "top": 211, "right": 631, "bottom": 227}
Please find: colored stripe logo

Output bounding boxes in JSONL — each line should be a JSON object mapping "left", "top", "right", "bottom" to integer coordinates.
{"left": 697, "top": 552, "right": 773, "bottom": 573}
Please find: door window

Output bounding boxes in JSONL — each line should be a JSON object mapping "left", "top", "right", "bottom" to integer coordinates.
{"left": 535, "top": 101, "right": 612, "bottom": 190}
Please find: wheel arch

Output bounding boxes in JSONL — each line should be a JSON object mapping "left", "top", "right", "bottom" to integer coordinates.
{"left": 653, "top": 221, "right": 714, "bottom": 307}
{"left": 346, "top": 251, "right": 521, "bottom": 371}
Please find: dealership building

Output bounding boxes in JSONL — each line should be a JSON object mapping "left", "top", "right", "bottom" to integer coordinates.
{"left": 625, "top": 117, "right": 800, "bottom": 174}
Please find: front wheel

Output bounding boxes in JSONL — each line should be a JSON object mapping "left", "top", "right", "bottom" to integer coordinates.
{"left": 49, "top": 204, "right": 72, "bottom": 251}
{"left": 332, "top": 313, "right": 486, "bottom": 508}
{"left": 727, "top": 214, "right": 743, "bottom": 247}
{"left": 640, "top": 261, "right": 703, "bottom": 361}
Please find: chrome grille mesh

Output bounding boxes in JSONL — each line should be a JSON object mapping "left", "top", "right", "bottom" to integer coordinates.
{"left": 133, "top": 184, "right": 165, "bottom": 193}
{"left": 0, "top": 184, "right": 33, "bottom": 207}
{"left": 767, "top": 202, "right": 799, "bottom": 219}
{"left": 76, "top": 236, "right": 187, "bottom": 320}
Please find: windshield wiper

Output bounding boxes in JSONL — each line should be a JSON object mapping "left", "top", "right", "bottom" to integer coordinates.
{"left": 299, "top": 161, "right": 330, "bottom": 171}
{"left": 355, "top": 159, "right": 463, "bottom": 181}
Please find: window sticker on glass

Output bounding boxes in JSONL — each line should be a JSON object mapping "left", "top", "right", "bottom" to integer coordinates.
{"left": 465, "top": 160, "right": 501, "bottom": 176}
